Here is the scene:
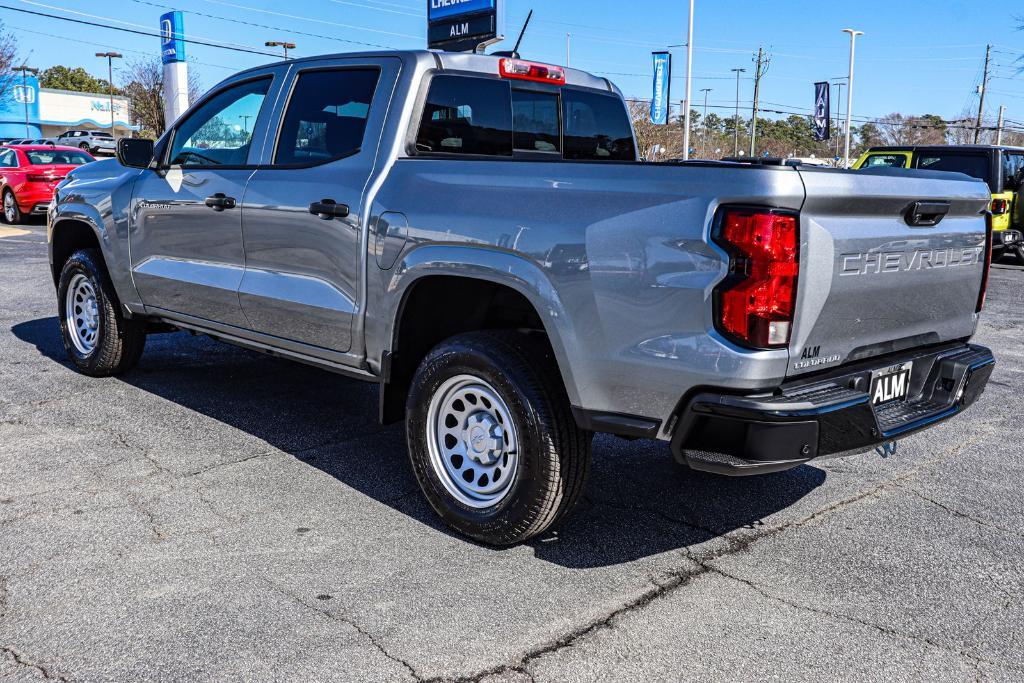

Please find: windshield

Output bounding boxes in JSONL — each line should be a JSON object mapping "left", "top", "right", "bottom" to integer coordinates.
{"left": 27, "top": 150, "right": 93, "bottom": 165}
{"left": 915, "top": 153, "right": 989, "bottom": 182}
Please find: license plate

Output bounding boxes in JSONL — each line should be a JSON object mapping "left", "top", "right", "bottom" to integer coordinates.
{"left": 870, "top": 362, "right": 913, "bottom": 406}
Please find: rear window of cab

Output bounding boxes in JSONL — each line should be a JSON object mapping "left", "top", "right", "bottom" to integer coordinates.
{"left": 415, "top": 74, "right": 636, "bottom": 162}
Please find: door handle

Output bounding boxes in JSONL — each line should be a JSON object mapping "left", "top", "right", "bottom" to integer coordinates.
{"left": 905, "top": 200, "right": 950, "bottom": 227}
{"left": 204, "top": 193, "right": 236, "bottom": 211}
{"left": 309, "top": 199, "right": 350, "bottom": 220}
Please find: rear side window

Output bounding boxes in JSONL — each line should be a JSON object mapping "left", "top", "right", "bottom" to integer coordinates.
{"left": 563, "top": 89, "right": 636, "bottom": 161}
{"left": 916, "top": 154, "right": 989, "bottom": 182}
{"left": 415, "top": 75, "right": 513, "bottom": 156}
{"left": 863, "top": 154, "right": 906, "bottom": 168}
{"left": 274, "top": 68, "right": 380, "bottom": 165}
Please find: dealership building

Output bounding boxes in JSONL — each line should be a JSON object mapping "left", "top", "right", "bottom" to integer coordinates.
{"left": 0, "top": 74, "right": 136, "bottom": 140}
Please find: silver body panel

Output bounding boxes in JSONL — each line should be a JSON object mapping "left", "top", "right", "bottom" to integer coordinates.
{"left": 48, "top": 50, "right": 992, "bottom": 438}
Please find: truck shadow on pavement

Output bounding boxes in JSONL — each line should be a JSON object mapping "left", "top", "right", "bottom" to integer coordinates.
{"left": 14, "top": 317, "right": 825, "bottom": 568}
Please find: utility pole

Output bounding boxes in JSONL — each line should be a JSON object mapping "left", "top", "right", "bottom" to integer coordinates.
{"left": 699, "top": 88, "right": 712, "bottom": 157}
{"left": 749, "top": 47, "right": 767, "bottom": 157}
{"left": 566, "top": 33, "right": 571, "bottom": 67}
{"left": 12, "top": 65, "right": 38, "bottom": 138}
{"left": 265, "top": 41, "right": 296, "bottom": 59}
{"left": 95, "top": 52, "right": 122, "bottom": 136}
{"left": 974, "top": 44, "right": 992, "bottom": 144}
{"left": 682, "top": 0, "right": 694, "bottom": 160}
{"left": 731, "top": 68, "right": 745, "bottom": 156}
{"left": 832, "top": 80, "right": 845, "bottom": 159}
{"left": 842, "top": 28, "right": 864, "bottom": 168}
{"left": 996, "top": 105, "right": 1006, "bottom": 145}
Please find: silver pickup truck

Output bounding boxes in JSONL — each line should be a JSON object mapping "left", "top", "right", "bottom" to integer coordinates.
{"left": 47, "top": 50, "right": 995, "bottom": 545}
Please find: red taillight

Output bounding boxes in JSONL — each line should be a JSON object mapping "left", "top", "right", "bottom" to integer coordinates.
{"left": 713, "top": 208, "right": 800, "bottom": 348}
{"left": 977, "top": 213, "right": 994, "bottom": 313}
{"left": 991, "top": 198, "right": 1008, "bottom": 215}
{"left": 26, "top": 174, "right": 54, "bottom": 183}
{"left": 499, "top": 58, "right": 566, "bottom": 85}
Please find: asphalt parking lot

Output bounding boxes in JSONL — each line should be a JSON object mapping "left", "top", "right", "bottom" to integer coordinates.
{"left": 1, "top": 221, "right": 1022, "bottom": 682}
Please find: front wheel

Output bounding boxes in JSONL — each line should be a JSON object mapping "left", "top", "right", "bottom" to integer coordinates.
{"left": 57, "top": 249, "right": 146, "bottom": 376}
{"left": 406, "top": 331, "right": 591, "bottom": 546}
{"left": 2, "top": 189, "right": 22, "bottom": 225}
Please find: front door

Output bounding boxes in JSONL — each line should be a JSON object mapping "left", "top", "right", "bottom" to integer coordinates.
{"left": 130, "top": 75, "right": 275, "bottom": 328}
{"left": 239, "top": 59, "right": 397, "bottom": 353}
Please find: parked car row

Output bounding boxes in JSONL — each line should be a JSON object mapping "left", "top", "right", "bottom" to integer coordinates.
{"left": 2, "top": 130, "right": 117, "bottom": 155}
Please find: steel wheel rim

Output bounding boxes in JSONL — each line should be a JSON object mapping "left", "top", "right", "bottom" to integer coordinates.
{"left": 426, "top": 374, "right": 520, "bottom": 509}
{"left": 65, "top": 273, "right": 100, "bottom": 355}
{"left": 3, "top": 193, "right": 14, "bottom": 222}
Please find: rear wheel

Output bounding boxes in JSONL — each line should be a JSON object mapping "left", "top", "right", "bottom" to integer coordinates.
{"left": 79, "top": 142, "right": 90, "bottom": 152}
{"left": 2, "top": 189, "right": 21, "bottom": 225}
{"left": 57, "top": 249, "right": 146, "bottom": 376}
{"left": 406, "top": 331, "right": 591, "bottom": 546}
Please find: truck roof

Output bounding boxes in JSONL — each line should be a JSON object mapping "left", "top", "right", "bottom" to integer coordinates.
{"left": 866, "top": 144, "right": 1024, "bottom": 153}
{"left": 227, "top": 49, "right": 619, "bottom": 95}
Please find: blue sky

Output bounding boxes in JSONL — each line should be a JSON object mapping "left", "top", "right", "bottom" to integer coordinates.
{"left": 2, "top": 0, "right": 1021, "bottom": 124}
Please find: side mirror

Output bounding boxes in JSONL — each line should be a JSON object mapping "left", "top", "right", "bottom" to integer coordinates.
{"left": 116, "top": 138, "right": 155, "bottom": 169}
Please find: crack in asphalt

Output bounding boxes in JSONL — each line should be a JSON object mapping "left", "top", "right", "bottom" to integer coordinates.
{"left": 265, "top": 581, "right": 423, "bottom": 682}
{"left": 894, "top": 483, "right": 1014, "bottom": 534}
{"left": 1, "top": 646, "right": 70, "bottom": 682}
{"left": 435, "top": 424, "right": 1009, "bottom": 682}
{"left": 706, "top": 564, "right": 1024, "bottom": 674}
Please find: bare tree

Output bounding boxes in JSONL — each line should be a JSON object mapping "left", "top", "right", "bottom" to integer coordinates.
{"left": 0, "top": 21, "right": 19, "bottom": 102}
{"left": 120, "top": 57, "right": 202, "bottom": 138}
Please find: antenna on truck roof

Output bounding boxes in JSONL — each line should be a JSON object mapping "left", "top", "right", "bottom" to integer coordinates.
{"left": 493, "top": 9, "right": 532, "bottom": 59}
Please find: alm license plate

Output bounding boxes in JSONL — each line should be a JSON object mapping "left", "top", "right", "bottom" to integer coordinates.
{"left": 870, "top": 362, "right": 913, "bottom": 406}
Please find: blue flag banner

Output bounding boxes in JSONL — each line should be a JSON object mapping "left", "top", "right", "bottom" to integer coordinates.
{"left": 651, "top": 52, "right": 671, "bottom": 126}
{"left": 814, "top": 81, "right": 830, "bottom": 141}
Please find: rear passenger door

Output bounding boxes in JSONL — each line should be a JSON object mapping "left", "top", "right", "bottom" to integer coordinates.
{"left": 239, "top": 58, "right": 399, "bottom": 356}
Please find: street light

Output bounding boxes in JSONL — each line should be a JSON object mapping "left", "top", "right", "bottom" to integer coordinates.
{"left": 841, "top": 28, "right": 863, "bottom": 168}
{"left": 699, "top": 88, "right": 712, "bottom": 158}
{"left": 12, "top": 66, "right": 38, "bottom": 138}
{"left": 682, "top": 0, "right": 694, "bottom": 160}
{"left": 730, "top": 68, "right": 746, "bottom": 156}
{"left": 95, "top": 52, "right": 122, "bottom": 137}
{"left": 265, "top": 41, "right": 296, "bottom": 59}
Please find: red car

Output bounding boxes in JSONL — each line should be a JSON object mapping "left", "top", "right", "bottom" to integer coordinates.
{"left": 0, "top": 144, "right": 94, "bottom": 224}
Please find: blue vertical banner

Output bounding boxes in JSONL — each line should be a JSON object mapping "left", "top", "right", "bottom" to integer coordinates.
{"left": 650, "top": 52, "right": 672, "bottom": 125}
{"left": 813, "top": 81, "right": 830, "bottom": 141}
{"left": 160, "top": 11, "right": 186, "bottom": 64}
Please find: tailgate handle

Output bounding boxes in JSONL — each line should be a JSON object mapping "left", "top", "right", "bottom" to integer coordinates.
{"left": 906, "top": 201, "right": 950, "bottom": 227}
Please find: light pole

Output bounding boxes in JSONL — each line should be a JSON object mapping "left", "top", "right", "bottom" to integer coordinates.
{"left": 566, "top": 33, "right": 571, "bottom": 67}
{"left": 239, "top": 115, "right": 252, "bottom": 133}
{"left": 265, "top": 41, "right": 296, "bottom": 59}
{"left": 831, "top": 78, "right": 846, "bottom": 159}
{"left": 699, "top": 88, "right": 712, "bottom": 158}
{"left": 841, "top": 28, "right": 863, "bottom": 168}
{"left": 681, "top": 0, "right": 694, "bottom": 160}
{"left": 731, "top": 67, "right": 745, "bottom": 156}
{"left": 95, "top": 52, "right": 122, "bottom": 136}
{"left": 12, "top": 66, "right": 38, "bottom": 137}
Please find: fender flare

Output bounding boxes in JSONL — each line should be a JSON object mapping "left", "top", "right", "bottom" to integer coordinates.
{"left": 384, "top": 243, "right": 586, "bottom": 405}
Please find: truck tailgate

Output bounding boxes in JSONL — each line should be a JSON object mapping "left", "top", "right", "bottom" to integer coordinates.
{"left": 788, "top": 167, "right": 991, "bottom": 377}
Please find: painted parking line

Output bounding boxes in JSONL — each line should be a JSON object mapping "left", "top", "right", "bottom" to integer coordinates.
{"left": 0, "top": 226, "right": 31, "bottom": 239}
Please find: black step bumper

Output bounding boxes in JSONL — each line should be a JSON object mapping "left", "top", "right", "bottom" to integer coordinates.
{"left": 671, "top": 343, "right": 994, "bottom": 476}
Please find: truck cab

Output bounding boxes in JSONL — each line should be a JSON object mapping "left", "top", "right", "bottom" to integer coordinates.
{"left": 855, "top": 145, "right": 1024, "bottom": 261}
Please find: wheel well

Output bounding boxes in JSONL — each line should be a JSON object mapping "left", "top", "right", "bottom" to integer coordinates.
{"left": 51, "top": 220, "right": 100, "bottom": 286}
{"left": 380, "top": 276, "right": 550, "bottom": 424}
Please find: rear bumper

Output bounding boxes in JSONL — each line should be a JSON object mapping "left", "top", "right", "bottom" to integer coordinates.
{"left": 671, "top": 342, "right": 994, "bottom": 476}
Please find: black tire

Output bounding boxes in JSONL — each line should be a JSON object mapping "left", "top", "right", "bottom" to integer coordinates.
{"left": 57, "top": 248, "right": 146, "bottom": 376}
{"left": 1015, "top": 245, "right": 1024, "bottom": 265}
{"left": 406, "top": 330, "right": 591, "bottom": 546}
{"left": 2, "top": 188, "right": 22, "bottom": 225}
{"left": 79, "top": 142, "right": 90, "bottom": 152}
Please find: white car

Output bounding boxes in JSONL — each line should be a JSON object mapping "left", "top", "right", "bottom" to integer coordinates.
{"left": 56, "top": 130, "right": 117, "bottom": 155}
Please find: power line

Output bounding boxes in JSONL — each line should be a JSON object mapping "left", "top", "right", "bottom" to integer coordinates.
{"left": 0, "top": 2, "right": 283, "bottom": 57}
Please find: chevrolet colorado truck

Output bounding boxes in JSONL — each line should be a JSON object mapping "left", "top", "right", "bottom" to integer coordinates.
{"left": 48, "top": 51, "right": 996, "bottom": 545}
